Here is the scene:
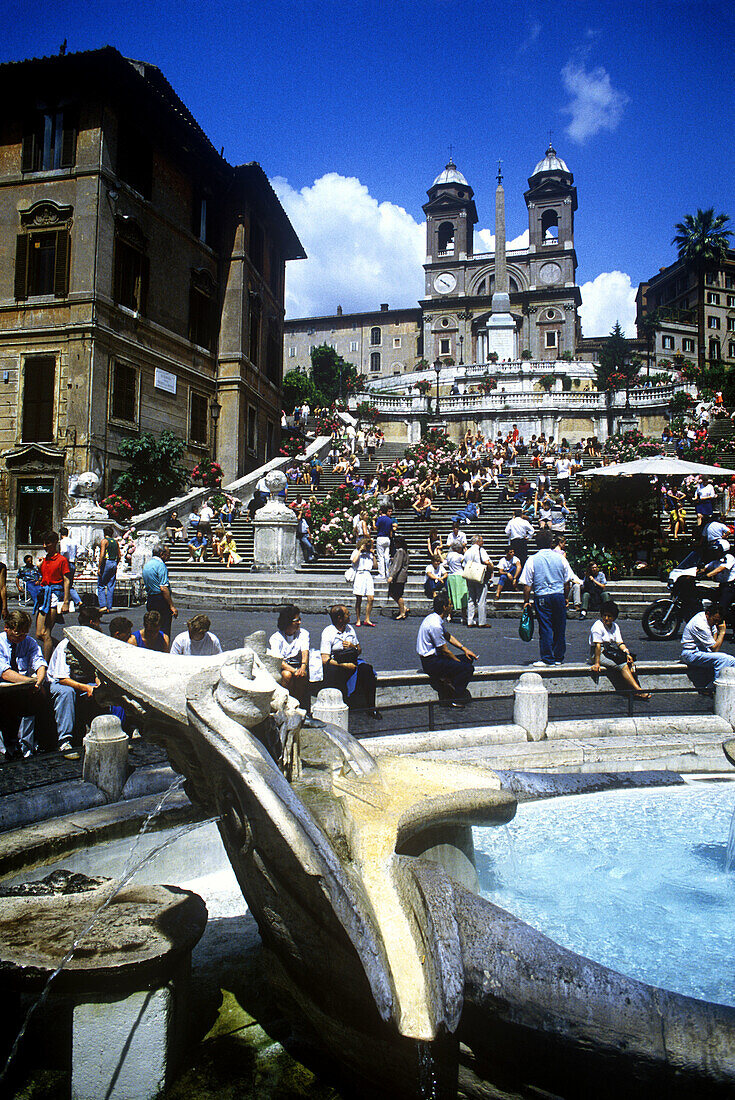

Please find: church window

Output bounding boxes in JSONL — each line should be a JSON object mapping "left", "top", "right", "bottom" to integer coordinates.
{"left": 437, "top": 222, "right": 455, "bottom": 255}
{"left": 22, "top": 356, "right": 55, "bottom": 442}
{"left": 541, "top": 210, "right": 559, "bottom": 242}
{"left": 22, "top": 108, "right": 77, "bottom": 172}
{"left": 370, "top": 352, "right": 381, "bottom": 372}
{"left": 439, "top": 338, "right": 451, "bottom": 356}
{"left": 370, "top": 327, "right": 381, "bottom": 345}
{"left": 545, "top": 330, "right": 558, "bottom": 349}
{"left": 110, "top": 361, "right": 138, "bottom": 424}
{"left": 189, "top": 392, "right": 209, "bottom": 446}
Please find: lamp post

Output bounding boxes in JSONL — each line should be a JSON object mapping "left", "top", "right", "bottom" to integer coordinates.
{"left": 210, "top": 396, "right": 222, "bottom": 464}
{"left": 458, "top": 334, "right": 464, "bottom": 366}
{"left": 433, "top": 358, "right": 442, "bottom": 419}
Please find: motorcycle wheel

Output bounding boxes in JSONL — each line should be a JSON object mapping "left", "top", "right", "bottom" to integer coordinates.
{"left": 642, "top": 599, "right": 682, "bottom": 640}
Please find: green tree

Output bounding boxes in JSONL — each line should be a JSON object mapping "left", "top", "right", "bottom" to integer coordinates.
{"left": 597, "top": 321, "right": 640, "bottom": 392}
{"left": 639, "top": 306, "right": 666, "bottom": 377}
{"left": 672, "top": 208, "right": 732, "bottom": 371}
{"left": 113, "top": 430, "right": 189, "bottom": 513}
{"left": 282, "top": 369, "right": 315, "bottom": 413}
{"left": 310, "top": 344, "right": 358, "bottom": 405}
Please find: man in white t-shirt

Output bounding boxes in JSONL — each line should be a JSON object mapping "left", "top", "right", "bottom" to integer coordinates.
{"left": 59, "top": 526, "right": 80, "bottom": 584}
{"left": 446, "top": 523, "right": 467, "bottom": 551}
{"left": 495, "top": 547, "right": 521, "bottom": 600}
{"left": 505, "top": 510, "right": 535, "bottom": 566}
{"left": 170, "top": 614, "right": 223, "bottom": 656}
{"left": 680, "top": 604, "right": 735, "bottom": 692}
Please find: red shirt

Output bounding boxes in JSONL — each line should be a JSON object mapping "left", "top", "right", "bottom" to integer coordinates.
{"left": 40, "top": 552, "right": 70, "bottom": 586}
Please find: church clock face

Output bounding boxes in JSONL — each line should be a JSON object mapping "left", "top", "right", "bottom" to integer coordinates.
{"left": 434, "top": 271, "right": 457, "bottom": 295}
{"left": 539, "top": 262, "right": 562, "bottom": 286}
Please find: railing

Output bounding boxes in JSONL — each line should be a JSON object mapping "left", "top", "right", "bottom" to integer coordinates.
{"left": 349, "top": 385, "right": 688, "bottom": 416}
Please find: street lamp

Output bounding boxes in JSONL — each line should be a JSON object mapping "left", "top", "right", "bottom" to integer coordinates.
{"left": 210, "top": 396, "right": 222, "bottom": 463}
{"left": 433, "top": 358, "right": 442, "bottom": 419}
{"left": 458, "top": 334, "right": 464, "bottom": 366}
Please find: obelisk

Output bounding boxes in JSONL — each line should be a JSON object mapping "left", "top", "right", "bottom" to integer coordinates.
{"left": 486, "top": 161, "right": 516, "bottom": 360}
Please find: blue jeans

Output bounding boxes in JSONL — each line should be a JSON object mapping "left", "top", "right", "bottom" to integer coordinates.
{"left": 534, "top": 591, "right": 567, "bottom": 664}
{"left": 420, "top": 653, "right": 475, "bottom": 699}
{"left": 681, "top": 650, "right": 735, "bottom": 690}
{"left": 97, "top": 561, "right": 118, "bottom": 610}
{"left": 298, "top": 535, "right": 316, "bottom": 562}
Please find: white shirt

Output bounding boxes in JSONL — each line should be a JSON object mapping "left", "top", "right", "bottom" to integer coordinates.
{"left": 589, "top": 619, "right": 623, "bottom": 660}
{"left": 696, "top": 483, "right": 716, "bottom": 500}
{"left": 446, "top": 530, "right": 467, "bottom": 549}
{"left": 320, "top": 624, "right": 359, "bottom": 655}
{"left": 416, "top": 612, "right": 450, "bottom": 657}
{"left": 462, "top": 545, "right": 490, "bottom": 568}
{"left": 170, "top": 631, "right": 222, "bottom": 656}
{"left": 681, "top": 611, "right": 717, "bottom": 653}
{"left": 445, "top": 550, "right": 464, "bottom": 575}
{"left": 199, "top": 505, "right": 214, "bottom": 522}
{"left": 47, "top": 638, "right": 71, "bottom": 683}
{"left": 268, "top": 628, "right": 310, "bottom": 661}
{"left": 497, "top": 555, "right": 518, "bottom": 575}
{"left": 60, "top": 535, "right": 79, "bottom": 565}
{"left": 425, "top": 562, "right": 447, "bottom": 582}
{"left": 555, "top": 459, "right": 571, "bottom": 478}
{"left": 505, "top": 517, "right": 534, "bottom": 541}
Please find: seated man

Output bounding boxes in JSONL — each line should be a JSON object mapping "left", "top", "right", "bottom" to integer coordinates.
{"left": 0, "top": 610, "right": 48, "bottom": 759}
{"left": 47, "top": 605, "right": 104, "bottom": 756}
{"left": 187, "top": 531, "right": 208, "bottom": 562}
{"left": 16, "top": 554, "right": 41, "bottom": 606}
{"left": 171, "top": 614, "right": 223, "bottom": 656}
{"left": 416, "top": 592, "right": 477, "bottom": 708}
{"left": 320, "top": 604, "right": 381, "bottom": 720}
{"left": 495, "top": 547, "right": 521, "bottom": 600}
{"left": 680, "top": 603, "right": 735, "bottom": 694}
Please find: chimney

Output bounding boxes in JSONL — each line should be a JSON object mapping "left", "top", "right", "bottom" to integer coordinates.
{"left": 337, "top": 305, "right": 342, "bottom": 315}
{"left": 380, "top": 303, "right": 389, "bottom": 311}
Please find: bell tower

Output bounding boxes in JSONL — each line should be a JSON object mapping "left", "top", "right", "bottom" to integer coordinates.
{"left": 423, "top": 160, "right": 477, "bottom": 264}
{"left": 525, "top": 143, "right": 576, "bottom": 250}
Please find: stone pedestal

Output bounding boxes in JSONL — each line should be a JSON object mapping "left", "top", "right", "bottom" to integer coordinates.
{"left": 312, "top": 687, "right": 349, "bottom": 732}
{"left": 616, "top": 411, "right": 639, "bottom": 435}
{"left": 130, "top": 530, "right": 161, "bottom": 575}
{"left": 83, "top": 714, "right": 129, "bottom": 802}
{"left": 715, "top": 667, "right": 735, "bottom": 730}
{"left": 64, "top": 471, "right": 122, "bottom": 553}
{"left": 252, "top": 470, "right": 298, "bottom": 572}
{"left": 514, "top": 672, "right": 548, "bottom": 741}
{"left": 486, "top": 312, "right": 516, "bottom": 360}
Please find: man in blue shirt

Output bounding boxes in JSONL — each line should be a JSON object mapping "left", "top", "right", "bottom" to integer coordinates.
{"left": 0, "top": 610, "right": 48, "bottom": 758}
{"left": 520, "top": 536, "right": 575, "bottom": 666}
{"left": 142, "top": 545, "right": 178, "bottom": 641}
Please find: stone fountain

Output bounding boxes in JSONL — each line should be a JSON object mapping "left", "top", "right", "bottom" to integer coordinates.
{"left": 64, "top": 471, "right": 122, "bottom": 552}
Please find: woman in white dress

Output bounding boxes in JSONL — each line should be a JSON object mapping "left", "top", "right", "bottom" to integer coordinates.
{"left": 351, "top": 537, "right": 375, "bottom": 627}
{"left": 268, "top": 603, "right": 310, "bottom": 707}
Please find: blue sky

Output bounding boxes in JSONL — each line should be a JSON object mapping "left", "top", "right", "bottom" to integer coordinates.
{"left": 4, "top": 0, "right": 734, "bottom": 333}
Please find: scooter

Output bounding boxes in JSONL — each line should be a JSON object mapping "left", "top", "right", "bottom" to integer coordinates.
{"left": 641, "top": 551, "right": 718, "bottom": 640}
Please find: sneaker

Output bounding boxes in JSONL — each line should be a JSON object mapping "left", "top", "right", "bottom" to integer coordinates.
{"left": 58, "top": 740, "right": 73, "bottom": 754}
{"left": 369, "top": 709, "right": 383, "bottom": 721}
{"left": 580, "top": 611, "right": 586, "bottom": 618}
{"left": 533, "top": 660, "right": 552, "bottom": 667}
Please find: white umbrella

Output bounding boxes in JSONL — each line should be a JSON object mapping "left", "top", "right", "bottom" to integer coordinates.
{"left": 580, "top": 456, "right": 735, "bottom": 478}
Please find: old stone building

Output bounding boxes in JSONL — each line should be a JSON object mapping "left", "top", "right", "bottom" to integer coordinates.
{"left": 284, "top": 303, "right": 422, "bottom": 378}
{"left": 0, "top": 47, "right": 303, "bottom": 566}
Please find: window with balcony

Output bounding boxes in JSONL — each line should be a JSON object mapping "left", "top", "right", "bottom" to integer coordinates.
{"left": 21, "top": 357, "right": 55, "bottom": 442}
{"left": 189, "top": 391, "right": 209, "bottom": 446}
{"left": 709, "top": 338, "right": 721, "bottom": 361}
{"left": 110, "top": 361, "right": 138, "bottom": 424}
{"left": 22, "top": 108, "right": 77, "bottom": 172}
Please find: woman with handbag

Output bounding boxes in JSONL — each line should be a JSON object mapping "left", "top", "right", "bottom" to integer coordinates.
{"left": 590, "top": 601, "right": 650, "bottom": 699}
{"left": 351, "top": 538, "right": 376, "bottom": 627}
{"left": 268, "top": 603, "right": 310, "bottom": 708}
{"left": 462, "top": 535, "right": 492, "bottom": 627}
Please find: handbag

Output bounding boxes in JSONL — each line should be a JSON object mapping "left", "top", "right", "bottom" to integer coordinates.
{"left": 344, "top": 566, "right": 356, "bottom": 583}
{"left": 462, "top": 557, "right": 488, "bottom": 584}
{"left": 519, "top": 604, "right": 535, "bottom": 642}
{"left": 602, "top": 642, "right": 628, "bottom": 665}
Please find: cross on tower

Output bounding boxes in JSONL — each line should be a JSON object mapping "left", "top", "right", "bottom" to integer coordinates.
{"left": 497, "top": 160, "right": 503, "bottom": 185}
{"left": 448, "top": 143, "right": 454, "bottom": 164}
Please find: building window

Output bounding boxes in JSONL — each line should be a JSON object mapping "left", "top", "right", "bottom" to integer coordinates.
{"left": 370, "top": 352, "right": 381, "bottom": 372}
{"left": 541, "top": 209, "right": 559, "bottom": 241}
{"left": 247, "top": 405, "right": 257, "bottom": 454}
{"left": 189, "top": 392, "right": 209, "bottom": 446}
{"left": 707, "top": 292, "right": 720, "bottom": 305}
{"left": 683, "top": 338, "right": 695, "bottom": 353}
{"left": 15, "top": 228, "right": 70, "bottom": 299}
{"left": 727, "top": 296, "right": 735, "bottom": 308}
{"left": 709, "top": 338, "right": 721, "bottom": 361}
{"left": 439, "top": 337, "right": 451, "bottom": 355}
{"left": 545, "top": 330, "right": 558, "bottom": 349}
{"left": 117, "top": 124, "right": 152, "bottom": 199}
{"left": 16, "top": 479, "right": 54, "bottom": 545}
{"left": 729, "top": 342, "right": 735, "bottom": 359}
{"left": 249, "top": 220, "right": 265, "bottom": 275}
{"left": 249, "top": 294, "right": 261, "bottom": 365}
{"left": 288, "top": 346, "right": 296, "bottom": 357}
{"left": 706, "top": 272, "right": 717, "bottom": 286}
{"left": 188, "top": 270, "right": 217, "bottom": 351}
{"left": 22, "top": 109, "right": 77, "bottom": 172}
{"left": 22, "top": 357, "right": 55, "bottom": 442}
{"left": 725, "top": 275, "right": 734, "bottom": 290}
{"left": 437, "top": 221, "right": 455, "bottom": 254}
{"left": 708, "top": 316, "right": 720, "bottom": 329}
{"left": 350, "top": 340, "right": 359, "bottom": 352}
{"left": 192, "top": 194, "right": 215, "bottom": 246}
{"left": 662, "top": 335, "right": 675, "bottom": 350}
{"left": 728, "top": 318, "right": 735, "bottom": 332}
{"left": 393, "top": 336, "right": 401, "bottom": 348}
{"left": 370, "top": 327, "right": 381, "bottom": 346}
{"left": 266, "top": 321, "right": 280, "bottom": 385}
{"left": 113, "top": 220, "right": 149, "bottom": 313}
{"left": 110, "top": 361, "right": 138, "bottom": 424}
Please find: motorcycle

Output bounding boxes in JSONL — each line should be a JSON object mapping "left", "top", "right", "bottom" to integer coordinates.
{"left": 641, "top": 551, "right": 719, "bottom": 639}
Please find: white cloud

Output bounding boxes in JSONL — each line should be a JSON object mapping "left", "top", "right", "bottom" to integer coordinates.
{"left": 561, "top": 61, "right": 628, "bottom": 143}
{"left": 475, "top": 228, "right": 530, "bottom": 254}
{"left": 272, "top": 173, "right": 425, "bottom": 319}
{"left": 579, "top": 271, "right": 637, "bottom": 338}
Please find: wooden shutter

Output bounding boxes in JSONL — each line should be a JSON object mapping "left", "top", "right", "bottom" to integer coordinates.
{"left": 53, "top": 229, "right": 70, "bottom": 298}
{"left": 60, "top": 112, "right": 77, "bottom": 168}
{"left": 138, "top": 253, "right": 150, "bottom": 315}
{"left": 14, "top": 235, "right": 29, "bottom": 299}
{"left": 21, "top": 128, "right": 38, "bottom": 172}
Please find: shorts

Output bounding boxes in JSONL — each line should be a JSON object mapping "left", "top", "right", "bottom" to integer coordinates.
{"left": 353, "top": 572, "right": 374, "bottom": 597}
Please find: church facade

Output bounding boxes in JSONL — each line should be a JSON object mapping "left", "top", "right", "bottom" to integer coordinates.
{"left": 284, "top": 145, "right": 583, "bottom": 379}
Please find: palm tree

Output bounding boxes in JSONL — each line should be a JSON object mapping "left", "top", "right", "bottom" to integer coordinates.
{"left": 672, "top": 208, "right": 732, "bottom": 371}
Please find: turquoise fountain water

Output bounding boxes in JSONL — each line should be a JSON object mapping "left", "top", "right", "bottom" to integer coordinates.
{"left": 473, "top": 783, "right": 735, "bottom": 1008}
